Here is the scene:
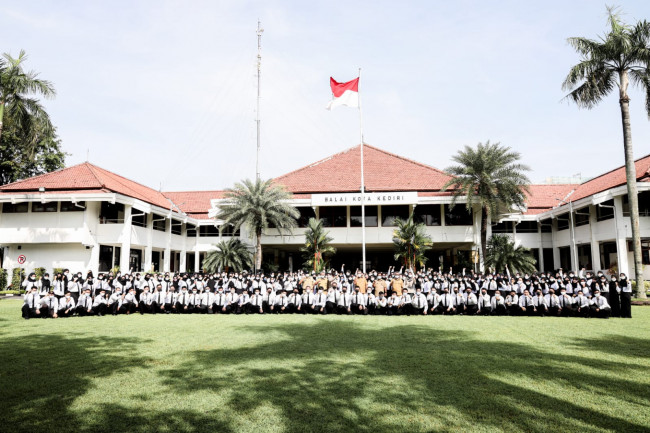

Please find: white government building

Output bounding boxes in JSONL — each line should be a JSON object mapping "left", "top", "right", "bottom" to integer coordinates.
{"left": 0, "top": 144, "right": 649, "bottom": 278}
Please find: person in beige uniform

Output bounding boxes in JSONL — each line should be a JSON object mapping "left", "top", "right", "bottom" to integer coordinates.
{"left": 354, "top": 272, "right": 368, "bottom": 294}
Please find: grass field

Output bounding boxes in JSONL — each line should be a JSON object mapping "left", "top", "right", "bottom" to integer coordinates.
{"left": 1, "top": 298, "right": 649, "bottom": 433}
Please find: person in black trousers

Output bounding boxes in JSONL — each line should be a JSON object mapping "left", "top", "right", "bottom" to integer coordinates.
{"left": 608, "top": 275, "right": 621, "bottom": 317}
{"left": 618, "top": 273, "right": 633, "bottom": 318}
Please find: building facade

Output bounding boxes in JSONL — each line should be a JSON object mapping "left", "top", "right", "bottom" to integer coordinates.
{"left": 1, "top": 144, "right": 649, "bottom": 278}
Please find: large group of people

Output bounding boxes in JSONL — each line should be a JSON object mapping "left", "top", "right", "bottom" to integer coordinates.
{"left": 20, "top": 265, "right": 634, "bottom": 320}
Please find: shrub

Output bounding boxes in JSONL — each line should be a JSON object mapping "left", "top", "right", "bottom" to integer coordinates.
{"left": 34, "top": 267, "right": 46, "bottom": 279}
{"left": 0, "top": 290, "right": 23, "bottom": 295}
{"left": 11, "top": 268, "right": 25, "bottom": 290}
{"left": 0, "top": 269, "right": 7, "bottom": 290}
{"left": 53, "top": 267, "right": 64, "bottom": 276}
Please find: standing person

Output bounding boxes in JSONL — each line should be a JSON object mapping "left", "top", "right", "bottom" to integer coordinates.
{"left": 618, "top": 273, "right": 633, "bottom": 318}
{"left": 67, "top": 275, "right": 81, "bottom": 304}
{"left": 608, "top": 275, "right": 621, "bottom": 317}
{"left": 22, "top": 272, "right": 40, "bottom": 294}
{"left": 21, "top": 287, "right": 41, "bottom": 319}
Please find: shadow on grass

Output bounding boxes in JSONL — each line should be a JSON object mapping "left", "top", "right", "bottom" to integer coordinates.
{"left": 570, "top": 335, "right": 650, "bottom": 359}
{"left": 0, "top": 334, "right": 236, "bottom": 433}
{"left": 159, "top": 321, "right": 650, "bottom": 433}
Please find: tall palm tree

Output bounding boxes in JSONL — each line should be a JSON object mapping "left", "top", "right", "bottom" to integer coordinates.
{"left": 0, "top": 50, "right": 56, "bottom": 153}
{"left": 563, "top": 7, "right": 650, "bottom": 298}
{"left": 203, "top": 238, "right": 254, "bottom": 273}
{"left": 442, "top": 141, "right": 531, "bottom": 270}
{"left": 300, "top": 217, "right": 336, "bottom": 272}
{"left": 392, "top": 214, "right": 433, "bottom": 271}
{"left": 485, "top": 235, "right": 537, "bottom": 275}
{"left": 215, "top": 178, "right": 299, "bottom": 270}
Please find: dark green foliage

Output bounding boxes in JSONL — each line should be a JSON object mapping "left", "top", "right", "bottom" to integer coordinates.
{"left": 11, "top": 267, "right": 24, "bottom": 290}
{"left": 301, "top": 218, "right": 336, "bottom": 272}
{"left": 34, "top": 267, "right": 46, "bottom": 279}
{"left": 391, "top": 214, "right": 432, "bottom": 270}
{"left": 0, "top": 269, "right": 7, "bottom": 290}
{"left": 203, "top": 238, "right": 254, "bottom": 273}
{"left": 485, "top": 234, "right": 537, "bottom": 274}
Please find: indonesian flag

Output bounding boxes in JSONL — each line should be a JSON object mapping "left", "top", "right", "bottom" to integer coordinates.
{"left": 326, "top": 77, "right": 359, "bottom": 110}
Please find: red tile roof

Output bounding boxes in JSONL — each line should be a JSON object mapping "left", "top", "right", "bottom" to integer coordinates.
{"left": 523, "top": 184, "right": 577, "bottom": 215}
{"left": 0, "top": 162, "right": 172, "bottom": 209}
{"left": 162, "top": 190, "right": 226, "bottom": 220}
{"left": 273, "top": 144, "right": 452, "bottom": 193}
{"left": 569, "top": 153, "right": 650, "bottom": 202}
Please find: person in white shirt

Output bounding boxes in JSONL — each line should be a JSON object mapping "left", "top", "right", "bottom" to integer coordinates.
{"left": 411, "top": 287, "right": 428, "bottom": 315}
{"left": 249, "top": 288, "right": 264, "bottom": 314}
{"left": 426, "top": 290, "right": 440, "bottom": 315}
{"left": 92, "top": 289, "right": 108, "bottom": 316}
{"left": 366, "top": 292, "right": 377, "bottom": 315}
{"left": 477, "top": 289, "right": 491, "bottom": 315}
{"left": 589, "top": 289, "right": 611, "bottom": 318}
{"left": 22, "top": 287, "right": 41, "bottom": 319}
{"left": 374, "top": 292, "right": 388, "bottom": 315}
{"left": 299, "top": 286, "right": 315, "bottom": 314}
{"left": 39, "top": 291, "right": 59, "bottom": 318}
{"left": 350, "top": 286, "right": 367, "bottom": 315}
{"left": 287, "top": 288, "right": 302, "bottom": 314}
{"left": 76, "top": 289, "right": 95, "bottom": 316}
{"left": 22, "top": 273, "right": 40, "bottom": 294}
{"left": 557, "top": 288, "right": 574, "bottom": 317}
{"left": 490, "top": 291, "right": 507, "bottom": 316}
{"left": 464, "top": 289, "right": 478, "bottom": 315}
{"left": 518, "top": 289, "right": 536, "bottom": 316}
{"left": 272, "top": 290, "right": 289, "bottom": 314}
{"left": 313, "top": 288, "right": 328, "bottom": 315}
{"left": 197, "top": 289, "right": 214, "bottom": 314}
{"left": 574, "top": 290, "right": 591, "bottom": 318}
{"left": 121, "top": 288, "right": 139, "bottom": 315}
{"left": 325, "top": 284, "right": 339, "bottom": 314}
{"left": 58, "top": 292, "right": 76, "bottom": 317}
{"left": 336, "top": 287, "right": 352, "bottom": 315}
{"left": 261, "top": 287, "right": 275, "bottom": 314}
{"left": 544, "top": 289, "right": 561, "bottom": 316}
{"left": 139, "top": 287, "right": 153, "bottom": 314}
{"left": 238, "top": 291, "right": 250, "bottom": 314}
{"left": 532, "top": 289, "right": 548, "bottom": 316}
{"left": 439, "top": 288, "right": 456, "bottom": 315}
{"left": 212, "top": 288, "right": 227, "bottom": 314}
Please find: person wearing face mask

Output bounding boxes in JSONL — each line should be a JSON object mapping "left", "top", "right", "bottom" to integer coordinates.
{"left": 39, "top": 291, "right": 59, "bottom": 318}
{"left": 22, "top": 287, "right": 41, "bottom": 319}
{"left": 22, "top": 272, "right": 41, "bottom": 294}
{"left": 618, "top": 273, "right": 632, "bottom": 318}
{"left": 589, "top": 289, "right": 611, "bottom": 318}
{"left": 608, "top": 275, "right": 621, "bottom": 317}
{"left": 58, "top": 292, "right": 76, "bottom": 317}
{"left": 77, "top": 288, "right": 95, "bottom": 316}
{"left": 313, "top": 287, "right": 327, "bottom": 314}
{"left": 411, "top": 287, "right": 428, "bottom": 315}
{"left": 477, "top": 289, "right": 491, "bottom": 315}
{"left": 300, "top": 285, "right": 315, "bottom": 314}
{"left": 490, "top": 291, "right": 507, "bottom": 316}
{"left": 464, "top": 288, "right": 478, "bottom": 315}
{"left": 249, "top": 288, "right": 264, "bottom": 314}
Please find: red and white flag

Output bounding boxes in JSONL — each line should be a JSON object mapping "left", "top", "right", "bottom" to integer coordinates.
{"left": 326, "top": 77, "right": 359, "bottom": 110}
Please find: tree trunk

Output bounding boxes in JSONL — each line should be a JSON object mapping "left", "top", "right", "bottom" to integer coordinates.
{"left": 619, "top": 71, "right": 646, "bottom": 298}
{"left": 255, "top": 230, "right": 263, "bottom": 271}
{"left": 0, "top": 101, "right": 4, "bottom": 147}
{"left": 480, "top": 207, "right": 488, "bottom": 272}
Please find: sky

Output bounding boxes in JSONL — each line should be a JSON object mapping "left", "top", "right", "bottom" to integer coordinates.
{"left": 2, "top": 0, "right": 650, "bottom": 191}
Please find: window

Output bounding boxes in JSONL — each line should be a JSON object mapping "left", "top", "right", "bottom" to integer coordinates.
{"left": 186, "top": 224, "right": 197, "bottom": 237}
{"left": 380, "top": 205, "right": 408, "bottom": 227}
{"left": 559, "top": 246, "right": 571, "bottom": 270}
{"left": 132, "top": 212, "right": 147, "bottom": 228}
{"left": 152, "top": 215, "right": 166, "bottom": 232}
{"left": 491, "top": 221, "right": 513, "bottom": 233}
{"left": 596, "top": 199, "right": 614, "bottom": 221}
{"left": 577, "top": 244, "right": 592, "bottom": 269}
{"left": 517, "top": 221, "right": 539, "bottom": 233}
{"left": 319, "top": 206, "right": 347, "bottom": 227}
{"left": 413, "top": 204, "right": 441, "bottom": 226}
{"left": 623, "top": 192, "right": 650, "bottom": 217}
{"left": 574, "top": 209, "right": 590, "bottom": 227}
{"left": 444, "top": 205, "right": 473, "bottom": 226}
{"left": 32, "top": 202, "right": 58, "bottom": 212}
{"left": 100, "top": 202, "right": 125, "bottom": 224}
{"left": 199, "top": 225, "right": 219, "bottom": 237}
{"left": 297, "top": 207, "right": 316, "bottom": 228}
{"left": 99, "top": 245, "right": 114, "bottom": 272}
{"left": 350, "top": 205, "right": 378, "bottom": 227}
{"left": 2, "top": 202, "right": 29, "bottom": 213}
{"left": 557, "top": 215, "right": 569, "bottom": 231}
{"left": 60, "top": 201, "right": 85, "bottom": 212}
{"left": 539, "top": 219, "right": 552, "bottom": 233}
{"left": 171, "top": 221, "right": 182, "bottom": 235}
{"left": 221, "top": 224, "right": 240, "bottom": 237}
{"left": 643, "top": 240, "right": 650, "bottom": 265}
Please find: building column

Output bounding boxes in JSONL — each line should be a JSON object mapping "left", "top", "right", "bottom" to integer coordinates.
{"left": 588, "top": 205, "right": 601, "bottom": 272}
{"left": 163, "top": 219, "right": 171, "bottom": 272}
{"left": 613, "top": 196, "right": 630, "bottom": 275}
{"left": 473, "top": 204, "right": 484, "bottom": 272}
{"left": 538, "top": 223, "right": 545, "bottom": 272}
{"left": 144, "top": 213, "right": 153, "bottom": 272}
{"left": 119, "top": 205, "right": 132, "bottom": 272}
{"left": 179, "top": 222, "right": 187, "bottom": 272}
{"left": 194, "top": 250, "right": 200, "bottom": 273}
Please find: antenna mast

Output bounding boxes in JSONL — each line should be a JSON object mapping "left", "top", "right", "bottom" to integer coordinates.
{"left": 256, "top": 19, "right": 264, "bottom": 180}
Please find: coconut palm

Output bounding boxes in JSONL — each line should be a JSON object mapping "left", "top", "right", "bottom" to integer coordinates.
{"left": 215, "top": 178, "right": 299, "bottom": 270}
{"left": 300, "top": 217, "right": 336, "bottom": 272}
{"left": 392, "top": 214, "right": 433, "bottom": 270}
{"left": 485, "top": 235, "right": 537, "bottom": 275}
{"left": 563, "top": 7, "right": 650, "bottom": 298}
{"left": 442, "top": 141, "right": 531, "bottom": 270}
{"left": 0, "top": 50, "right": 56, "bottom": 154}
{"left": 203, "top": 238, "right": 254, "bottom": 273}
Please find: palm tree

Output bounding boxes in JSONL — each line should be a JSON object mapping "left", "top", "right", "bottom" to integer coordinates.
{"left": 485, "top": 235, "right": 537, "bottom": 275}
{"left": 203, "top": 238, "right": 254, "bottom": 273}
{"left": 0, "top": 50, "right": 56, "bottom": 154}
{"left": 392, "top": 214, "right": 433, "bottom": 271}
{"left": 442, "top": 141, "right": 531, "bottom": 270}
{"left": 300, "top": 217, "right": 336, "bottom": 272}
{"left": 563, "top": 7, "right": 650, "bottom": 298}
{"left": 215, "top": 178, "right": 299, "bottom": 270}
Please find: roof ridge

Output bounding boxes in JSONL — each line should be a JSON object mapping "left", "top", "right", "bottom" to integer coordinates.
{"left": 88, "top": 163, "right": 167, "bottom": 201}
{"left": 84, "top": 163, "right": 107, "bottom": 188}
{"left": 163, "top": 190, "right": 225, "bottom": 194}
{"left": 362, "top": 143, "right": 451, "bottom": 176}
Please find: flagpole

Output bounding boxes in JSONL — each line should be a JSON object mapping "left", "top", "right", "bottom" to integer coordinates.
{"left": 358, "top": 68, "right": 366, "bottom": 273}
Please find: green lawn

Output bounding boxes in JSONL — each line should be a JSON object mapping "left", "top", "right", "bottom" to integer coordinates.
{"left": 1, "top": 298, "right": 649, "bottom": 433}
